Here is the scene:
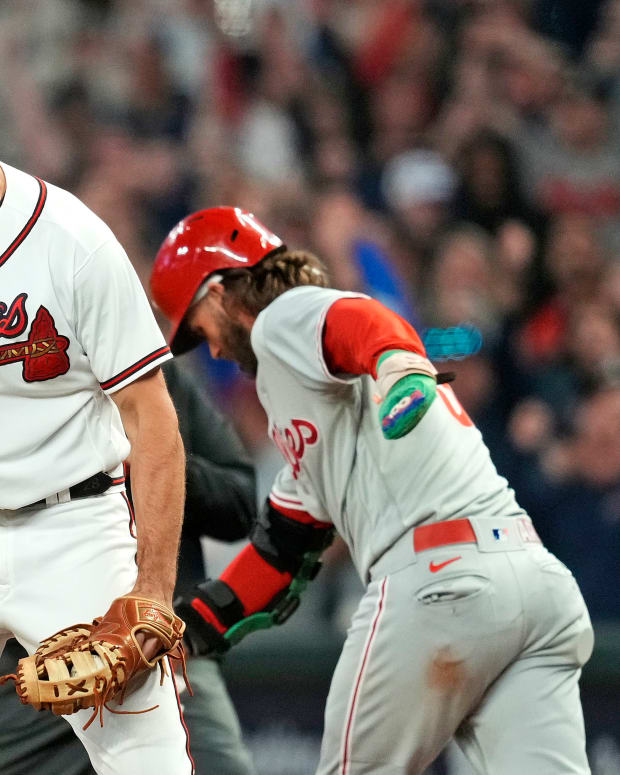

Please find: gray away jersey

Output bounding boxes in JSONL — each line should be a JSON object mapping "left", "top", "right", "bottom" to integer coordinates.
{"left": 251, "top": 286, "right": 526, "bottom": 581}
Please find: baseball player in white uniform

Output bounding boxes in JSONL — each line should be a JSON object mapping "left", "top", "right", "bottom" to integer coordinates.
{"left": 151, "top": 207, "right": 594, "bottom": 775}
{"left": 0, "top": 161, "right": 193, "bottom": 774}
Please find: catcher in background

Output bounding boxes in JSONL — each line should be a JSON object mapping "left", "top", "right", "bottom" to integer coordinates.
{"left": 0, "top": 358, "right": 257, "bottom": 775}
{"left": 150, "top": 207, "right": 594, "bottom": 775}
{"left": 0, "top": 161, "right": 191, "bottom": 773}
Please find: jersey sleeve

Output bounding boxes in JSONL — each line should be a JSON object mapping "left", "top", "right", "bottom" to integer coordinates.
{"left": 322, "top": 297, "right": 426, "bottom": 379}
{"left": 74, "top": 239, "right": 172, "bottom": 393}
{"left": 251, "top": 286, "right": 367, "bottom": 387}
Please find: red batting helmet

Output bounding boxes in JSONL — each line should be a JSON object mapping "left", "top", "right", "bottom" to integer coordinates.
{"left": 150, "top": 207, "right": 284, "bottom": 354}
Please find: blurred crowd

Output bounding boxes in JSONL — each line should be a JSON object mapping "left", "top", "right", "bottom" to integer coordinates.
{"left": 1, "top": 0, "right": 619, "bottom": 622}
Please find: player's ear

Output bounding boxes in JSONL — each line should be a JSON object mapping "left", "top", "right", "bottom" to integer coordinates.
{"left": 206, "top": 281, "right": 226, "bottom": 304}
{"left": 209, "top": 281, "right": 225, "bottom": 295}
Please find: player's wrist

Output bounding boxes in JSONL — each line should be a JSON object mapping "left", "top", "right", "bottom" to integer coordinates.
{"left": 174, "top": 597, "right": 231, "bottom": 657}
{"left": 190, "top": 596, "right": 228, "bottom": 633}
{"left": 127, "top": 584, "right": 175, "bottom": 610}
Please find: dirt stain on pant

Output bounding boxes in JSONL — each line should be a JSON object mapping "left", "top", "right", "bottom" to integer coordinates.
{"left": 427, "top": 647, "right": 466, "bottom": 692}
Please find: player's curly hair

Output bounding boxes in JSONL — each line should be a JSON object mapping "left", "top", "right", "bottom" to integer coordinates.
{"left": 220, "top": 249, "right": 329, "bottom": 316}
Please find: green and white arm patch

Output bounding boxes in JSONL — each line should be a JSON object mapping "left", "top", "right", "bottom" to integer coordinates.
{"left": 377, "top": 350, "right": 437, "bottom": 440}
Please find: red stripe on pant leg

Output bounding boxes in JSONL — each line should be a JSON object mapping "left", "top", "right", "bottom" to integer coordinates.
{"left": 341, "top": 576, "right": 389, "bottom": 775}
{"left": 170, "top": 657, "right": 196, "bottom": 775}
{"left": 121, "top": 491, "right": 136, "bottom": 539}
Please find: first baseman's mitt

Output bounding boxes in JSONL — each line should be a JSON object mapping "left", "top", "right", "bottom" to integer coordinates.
{"left": 0, "top": 595, "right": 189, "bottom": 730}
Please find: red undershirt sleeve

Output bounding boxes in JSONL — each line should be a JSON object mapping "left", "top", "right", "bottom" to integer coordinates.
{"left": 322, "top": 298, "right": 426, "bottom": 379}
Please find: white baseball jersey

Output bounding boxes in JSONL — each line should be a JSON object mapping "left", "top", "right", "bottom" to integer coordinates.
{"left": 251, "top": 285, "right": 526, "bottom": 581}
{"left": 0, "top": 162, "right": 172, "bottom": 509}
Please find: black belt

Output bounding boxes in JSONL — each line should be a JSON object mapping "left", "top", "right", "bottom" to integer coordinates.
{"left": 28, "top": 471, "right": 124, "bottom": 509}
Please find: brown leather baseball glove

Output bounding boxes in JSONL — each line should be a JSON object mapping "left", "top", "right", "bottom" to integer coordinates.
{"left": 0, "top": 595, "right": 190, "bottom": 730}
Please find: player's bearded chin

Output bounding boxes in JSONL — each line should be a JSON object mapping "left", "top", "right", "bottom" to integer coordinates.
{"left": 222, "top": 321, "right": 258, "bottom": 376}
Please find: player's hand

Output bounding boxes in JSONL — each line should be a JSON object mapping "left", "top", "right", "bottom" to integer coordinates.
{"left": 173, "top": 596, "right": 231, "bottom": 658}
{"left": 135, "top": 631, "right": 168, "bottom": 662}
{"left": 379, "top": 374, "right": 431, "bottom": 440}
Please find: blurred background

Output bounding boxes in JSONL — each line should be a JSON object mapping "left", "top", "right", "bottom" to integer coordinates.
{"left": 1, "top": 0, "right": 619, "bottom": 772}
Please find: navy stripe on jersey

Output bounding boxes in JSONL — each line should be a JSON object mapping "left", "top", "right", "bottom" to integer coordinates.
{"left": 99, "top": 345, "right": 170, "bottom": 391}
{"left": 0, "top": 177, "right": 47, "bottom": 269}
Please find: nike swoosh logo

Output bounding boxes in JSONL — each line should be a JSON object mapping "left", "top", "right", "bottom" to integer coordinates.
{"left": 429, "top": 556, "right": 462, "bottom": 573}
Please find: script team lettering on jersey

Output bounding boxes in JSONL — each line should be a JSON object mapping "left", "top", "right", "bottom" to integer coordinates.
{"left": 271, "top": 419, "right": 319, "bottom": 479}
{"left": 0, "top": 292, "right": 28, "bottom": 338}
{"left": 0, "top": 292, "right": 70, "bottom": 382}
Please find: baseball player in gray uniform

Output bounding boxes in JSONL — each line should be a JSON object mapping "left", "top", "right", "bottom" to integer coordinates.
{"left": 151, "top": 207, "right": 594, "bottom": 775}
{"left": 0, "top": 161, "right": 192, "bottom": 773}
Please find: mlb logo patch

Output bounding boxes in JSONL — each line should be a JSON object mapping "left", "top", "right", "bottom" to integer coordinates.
{"left": 492, "top": 527, "right": 509, "bottom": 541}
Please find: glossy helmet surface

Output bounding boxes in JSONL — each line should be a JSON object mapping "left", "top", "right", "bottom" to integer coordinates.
{"left": 150, "top": 206, "right": 284, "bottom": 354}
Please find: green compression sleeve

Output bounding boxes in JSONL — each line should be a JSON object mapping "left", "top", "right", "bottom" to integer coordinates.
{"left": 378, "top": 354, "right": 437, "bottom": 439}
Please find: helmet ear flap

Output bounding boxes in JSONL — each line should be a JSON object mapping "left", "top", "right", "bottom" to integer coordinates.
{"left": 150, "top": 207, "right": 284, "bottom": 355}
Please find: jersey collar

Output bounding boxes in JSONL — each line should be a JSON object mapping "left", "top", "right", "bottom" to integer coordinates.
{"left": 0, "top": 162, "right": 48, "bottom": 270}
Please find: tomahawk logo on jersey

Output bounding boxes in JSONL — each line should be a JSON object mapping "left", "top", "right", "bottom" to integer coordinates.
{"left": 0, "top": 298, "right": 70, "bottom": 382}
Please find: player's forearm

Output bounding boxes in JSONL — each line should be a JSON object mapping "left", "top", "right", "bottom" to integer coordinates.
{"left": 112, "top": 371, "right": 185, "bottom": 606}
{"left": 129, "top": 409, "right": 185, "bottom": 605}
{"left": 178, "top": 500, "right": 333, "bottom": 655}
